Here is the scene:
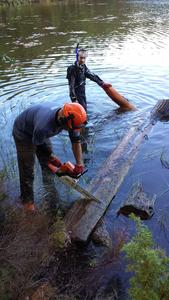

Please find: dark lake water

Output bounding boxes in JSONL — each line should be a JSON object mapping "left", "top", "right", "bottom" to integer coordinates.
{"left": 0, "top": 0, "right": 169, "bottom": 293}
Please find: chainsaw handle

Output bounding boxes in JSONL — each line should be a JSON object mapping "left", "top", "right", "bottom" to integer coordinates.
{"left": 56, "top": 167, "right": 88, "bottom": 179}
{"left": 48, "top": 163, "right": 59, "bottom": 174}
{"left": 48, "top": 161, "right": 88, "bottom": 179}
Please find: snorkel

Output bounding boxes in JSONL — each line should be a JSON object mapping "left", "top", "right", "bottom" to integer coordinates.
{"left": 76, "top": 43, "right": 79, "bottom": 63}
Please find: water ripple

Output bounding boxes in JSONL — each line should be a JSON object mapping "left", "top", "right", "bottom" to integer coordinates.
{"left": 0, "top": 1, "right": 169, "bottom": 224}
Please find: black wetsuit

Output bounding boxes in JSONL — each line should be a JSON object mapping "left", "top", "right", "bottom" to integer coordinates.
{"left": 67, "top": 62, "right": 103, "bottom": 111}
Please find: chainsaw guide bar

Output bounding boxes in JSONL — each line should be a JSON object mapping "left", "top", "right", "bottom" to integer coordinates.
{"left": 56, "top": 175, "right": 100, "bottom": 203}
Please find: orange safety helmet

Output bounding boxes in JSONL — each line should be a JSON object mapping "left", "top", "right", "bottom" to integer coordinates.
{"left": 63, "top": 103, "right": 87, "bottom": 129}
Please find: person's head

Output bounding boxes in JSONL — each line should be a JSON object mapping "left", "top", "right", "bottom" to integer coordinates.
{"left": 77, "top": 49, "right": 88, "bottom": 65}
{"left": 57, "top": 103, "right": 87, "bottom": 131}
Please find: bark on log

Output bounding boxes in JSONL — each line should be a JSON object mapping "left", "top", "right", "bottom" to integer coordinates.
{"left": 65, "top": 121, "right": 154, "bottom": 242}
{"left": 102, "top": 85, "right": 136, "bottom": 111}
{"left": 65, "top": 99, "right": 169, "bottom": 242}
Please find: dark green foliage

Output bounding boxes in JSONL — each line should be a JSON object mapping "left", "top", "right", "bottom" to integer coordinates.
{"left": 122, "top": 214, "right": 169, "bottom": 300}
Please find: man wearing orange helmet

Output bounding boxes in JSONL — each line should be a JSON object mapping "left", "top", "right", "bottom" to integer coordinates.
{"left": 13, "top": 102, "right": 87, "bottom": 212}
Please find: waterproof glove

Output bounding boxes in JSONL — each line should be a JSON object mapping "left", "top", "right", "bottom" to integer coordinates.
{"left": 48, "top": 161, "right": 85, "bottom": 178}
{"left": 48, "top": 163, "right": 58, "bottom": 174}
{"left": 48, "top": 155, "right": 62, "bottom": 168}
{"left": 102, "top": 82, "right": 112, "bottom": 88}
{"left": 57, "top": 162, "right": 85, "bottom": 177}
{"left": 72, "top": 164, "right": 85, "bottom": 176}
{"left": 62, "top": 164, "right": 85, "bottom": 178}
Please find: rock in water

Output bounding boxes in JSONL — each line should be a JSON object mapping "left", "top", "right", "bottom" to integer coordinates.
{"left": 117, "top": 183, "right": 156, "bottom": 220}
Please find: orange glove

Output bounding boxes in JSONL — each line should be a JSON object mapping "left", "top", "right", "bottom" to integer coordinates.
{"left": 72, "top": 164, "right": 85, "bottom": 176}
{"left": 48, "top": 161, "right": 85, "bottom": 178}
{"left": 59, "top": 163, "right": 85, "bottom": 177}
{"left": 48, "top": 155, "right": 62, "bottom": 168}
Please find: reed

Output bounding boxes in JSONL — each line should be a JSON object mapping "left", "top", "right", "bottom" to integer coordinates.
{"left": 0, "top": 0, "right": 61, "bottom": 7}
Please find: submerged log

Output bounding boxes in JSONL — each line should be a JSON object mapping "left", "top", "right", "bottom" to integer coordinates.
{"left": 65, "top": 100, "right": 169, "bottom": 242}
{"left": 65, "top": 121, "right": 154, "bottom": 242}
{"left": 117, "top": 183, "right": 156, "bottom": 220}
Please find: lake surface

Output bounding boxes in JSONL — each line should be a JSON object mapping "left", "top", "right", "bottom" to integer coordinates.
{"left": 0, "top": 0, "right": 169, "bottom": 294}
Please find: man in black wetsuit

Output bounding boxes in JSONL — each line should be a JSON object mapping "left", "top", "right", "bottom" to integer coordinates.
{"left": 67, "top": 48, "right": 110, "bottom": 111}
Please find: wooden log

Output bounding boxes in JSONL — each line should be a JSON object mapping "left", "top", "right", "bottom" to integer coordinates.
{"left": 102, "top": 84, "right": 136, "bottom": 111}
{"left": 65, "top": 120, "right": 154, "bottom": 242}
{"left": 65, "top": 99, "right": 169, "bottom": 242}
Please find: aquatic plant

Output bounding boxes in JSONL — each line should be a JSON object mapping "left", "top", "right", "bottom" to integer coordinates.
{"left": 0, "top": 0, "right": 33, "bottom": 7}
{"left": 50, "top": 215, "right": 71, "bottom": 249}
{"left": 0, "top": 54, "right": 16, "bottom": 64}
{"left": 122, "top": 214, "right": 169, "bottom": 300}
{"left": 0, "top": 54, "right": 23, "bottom": 74}
{"left": 0, "top": 0, "right": 63, "bottom": 7}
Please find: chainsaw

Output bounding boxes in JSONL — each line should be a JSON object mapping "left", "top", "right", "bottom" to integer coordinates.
{"left": 48, "top": 161, "right": 87, "bottom": 178}
{"left": 48, "top": 161, "right": 99, "bottom": 202}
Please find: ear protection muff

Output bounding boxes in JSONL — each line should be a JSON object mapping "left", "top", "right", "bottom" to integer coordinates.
{"left": 59, "top": 113, "right": 86, "bottom": 130}
{"left": 58, "top": 113, "right": 75, "bottom": 128}
{"left": 66, "top": 113, "right": 87, "bottom": 129}
{"left": 67, "top": 113, "right": 76, "bottom": 129}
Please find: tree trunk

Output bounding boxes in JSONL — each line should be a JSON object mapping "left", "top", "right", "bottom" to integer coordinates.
{"left": 65, "top": 99, "right": 169, "bottom": 242}
{"left": 65, "top": 121, "right": 154, "bottom": 242}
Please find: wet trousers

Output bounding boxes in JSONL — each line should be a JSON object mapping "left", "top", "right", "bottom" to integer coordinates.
{"left": 14, "top": 136, "right": 57, "bottom": 205}
{"left": 74, "top": 84, "right": 87, "bottom": 111}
